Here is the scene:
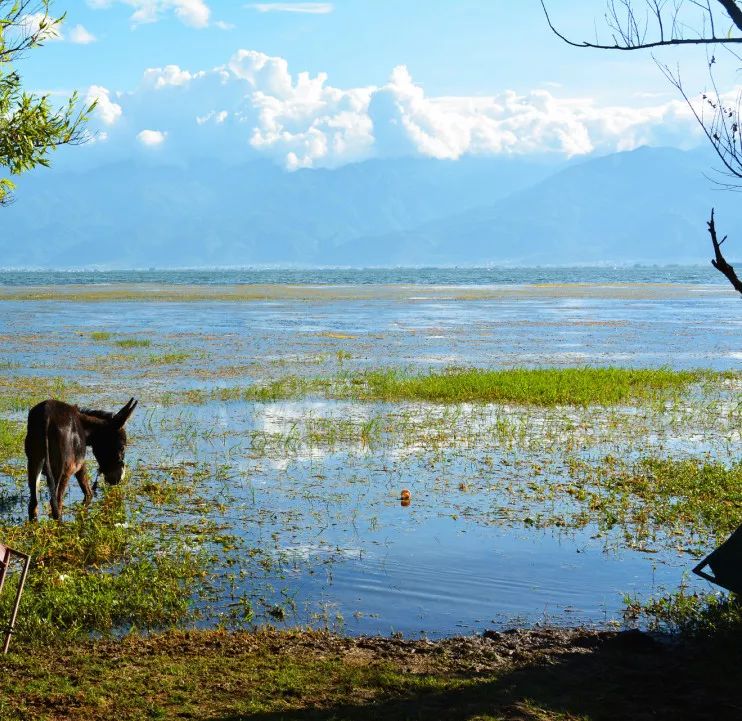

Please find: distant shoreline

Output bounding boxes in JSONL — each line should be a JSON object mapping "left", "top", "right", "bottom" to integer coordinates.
{"left": 0, "top": 282, "right": 731, "bottom": 302}
{"left": 0, "top": 265, "right": 729, "bottom": 290}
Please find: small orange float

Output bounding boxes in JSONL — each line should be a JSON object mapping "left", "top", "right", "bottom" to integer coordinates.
{"left": 400, "top": 489, "right": 411, "bottom": 501}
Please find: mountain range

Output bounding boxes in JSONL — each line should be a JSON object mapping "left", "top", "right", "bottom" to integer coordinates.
{"left": 1, "top": 146, "right": 738, "bottom": 268}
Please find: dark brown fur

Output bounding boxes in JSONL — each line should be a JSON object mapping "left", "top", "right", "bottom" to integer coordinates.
{"left": 24, "top": 398, "right": 137, "bottom": 521}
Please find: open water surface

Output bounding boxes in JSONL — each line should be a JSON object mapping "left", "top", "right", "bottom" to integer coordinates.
{"left": 0, "top": 267, "right": 739, "bottom": 636}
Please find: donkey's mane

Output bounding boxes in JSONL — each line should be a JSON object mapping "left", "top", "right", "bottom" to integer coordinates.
{"left": 79, "top": 408, "right": 114, "bottom": 421}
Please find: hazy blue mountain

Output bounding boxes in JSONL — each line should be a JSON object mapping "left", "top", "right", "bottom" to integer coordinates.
{"left": 338, "top": 146, "right": 742, "bottom": 265}
{"left": 0, "top": 155, "right": 561, "bottom": 268}
{"left": 0, "top": 146, "right": 737, "bottom": 267}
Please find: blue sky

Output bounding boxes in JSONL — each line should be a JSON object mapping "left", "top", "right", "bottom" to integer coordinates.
{"left": 15, "top": 1, "right": 730, "bottom": 169}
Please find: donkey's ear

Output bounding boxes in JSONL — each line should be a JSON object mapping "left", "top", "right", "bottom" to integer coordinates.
{"left": 112, "top": 397, "right": 138, "bottom": 428}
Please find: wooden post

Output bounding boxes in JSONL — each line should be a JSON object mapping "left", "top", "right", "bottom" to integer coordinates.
{"left": 0, "top": 545, "right": 31, "bottom": 654}
{"left": 0, "top": 545, "right": 10, "bottom": 595}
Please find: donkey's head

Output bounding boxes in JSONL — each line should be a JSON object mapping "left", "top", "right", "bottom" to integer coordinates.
{"left": 86, "top": 398, "right": 138, "bottom": 485}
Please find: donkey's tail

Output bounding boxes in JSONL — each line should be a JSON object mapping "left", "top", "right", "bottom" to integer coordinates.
{"left": 43, "top": 408, "right": 60, "bottom": 519}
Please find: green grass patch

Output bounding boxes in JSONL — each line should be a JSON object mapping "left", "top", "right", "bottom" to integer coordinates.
{"left": 625, "top": 589, "right": 742, "bottom": 637}
{"left": 162, "top": 367, "right": 716, "bottom": 407}
{"left": 0, "top": 419, "right": 25, "bottom": 499}
{"left": 90, "top": 331, "right": 112, "bottom": 341}
{"left": 570, "top": 456, "right": 742, "bottom": 544}
{"left": 0, "top": 483, "right": 207, "bottom": 644}
{"left": 147, "top": 351, "right": 191, "bottom": 366}
{"left": 114, "top": 338, "right": 151, "bottom": 348}
{"left": 243, "top": 375, "right": 332, "bottom": 402}
{"left": 0, "top": 419, "right": 24, "bottom": 463}
{"left": 352, "top": 367, "right": 709, "bottom": 405}
{"left": 0, "top": 376, "right": 82, "bottom": 414}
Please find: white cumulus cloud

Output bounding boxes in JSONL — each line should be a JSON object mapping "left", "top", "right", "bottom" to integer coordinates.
{"left": 143, "top": 64, "right": 195, "bottom": 88}
{"left": 68, "top": 24, "right": 98, "bottom": 44}
{"left": 88, "top": 0, "right": 211, "bottom": 28}
{"left": 137, "top": 129, "right": 168, "bottom": 146}
{"left": 77, "top": 50, "right": 706, "bottom": 169}
{"left": 196, "top": 110, "right": 229, "bottom": 125}
{"left": 20, "top": 15, "right": 97, "bottom": 44}
{"left": 86, "top": 86, "right": 123, "bottom": 126}
{"left": 19, "top": 13, "right": 63, "bottom": 41}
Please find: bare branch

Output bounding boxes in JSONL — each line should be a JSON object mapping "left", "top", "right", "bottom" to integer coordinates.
{"left": 708, "top": 209, "right": 742, "bottom": 294}
{"left": 541, "top": 0, "right": 742, "bottom": 50}
{"left": 716, "top": 0, "right": 742, "bottom": 30}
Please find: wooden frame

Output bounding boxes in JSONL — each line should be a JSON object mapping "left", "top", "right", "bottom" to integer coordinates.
{"left": 0, "top": 543, "right": 31, "bottom": 654}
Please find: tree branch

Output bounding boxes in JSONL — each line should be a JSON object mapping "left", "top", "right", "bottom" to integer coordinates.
{"left": 708, "top": 208, "right": 742, "bottom": 294}
{"left": 717, "top": 0, "right": 742, "bottom": 31}
{"left": 541, "top": 0, "right": 742, "bottom": 50}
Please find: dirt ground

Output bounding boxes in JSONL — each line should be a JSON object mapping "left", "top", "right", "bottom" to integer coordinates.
{"left": 1, "top": 626, "right": 740, "bottom": 721}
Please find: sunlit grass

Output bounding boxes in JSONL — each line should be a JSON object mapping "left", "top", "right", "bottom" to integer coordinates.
{"left": 567, "top": 456, "right": 742, "bottom": 545}
{"left": 0, "top": 419, "right": 23, "bottom": 460}
{"left": 115, "top": 338, "right": 151, "bottom": 348}
{"left": 625, "top": 588, "right": 742, "bottom": 637}
{"left": 0, "top": 376, "right": 81, "bottom": 413}
{"left": 147, "top": 351, "right": 191, "bottom": 366}
{"left": 177, "top": 367, "right": 714, "bottom": 407}
{"left": 157, "top": 367, "right": 722, "bottom": 408}
{"left": 0, "top": 479, "right": 210, "bottom": 643}
{"left": 353, "top": 367, "right": 710, "bottom": 405}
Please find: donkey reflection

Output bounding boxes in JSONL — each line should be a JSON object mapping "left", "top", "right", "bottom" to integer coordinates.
{"left": 25, "top": 398, "right": 137, "bottom": 521}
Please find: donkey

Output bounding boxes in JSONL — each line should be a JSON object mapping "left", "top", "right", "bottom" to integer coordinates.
{"left": 25, "top": 398, "right": 138, "bottom": 521}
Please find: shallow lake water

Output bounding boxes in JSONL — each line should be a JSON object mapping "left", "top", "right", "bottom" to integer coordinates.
{"left": 0, "top": 276, "right": 739, "bottom": 637}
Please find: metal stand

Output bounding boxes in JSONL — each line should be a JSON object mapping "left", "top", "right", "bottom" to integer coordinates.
{"left": 0, "top": 543, "right": 31, "bottom": 654}
{"left": 692, "top": 524, "right": 742, "bottom": 596}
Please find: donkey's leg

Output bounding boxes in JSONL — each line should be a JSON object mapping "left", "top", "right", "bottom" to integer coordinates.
{"left": 55, "top": 473, "right": 71, "bottom": 521}
{"left": 75, "top": 464, "right": 93, "bottom": 508}
{"left": 27, "top": 459, "right": 43, "bottom": 522}
{"left": 46, "top": 470, "right": 61, "bottom": 521}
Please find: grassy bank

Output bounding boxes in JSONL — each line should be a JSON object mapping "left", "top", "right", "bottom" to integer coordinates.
{"left": 0, "top": 626, "right": 740, "bottom": 720}
{"left": 0, "top": 489, "right": 207, "bottom": 643}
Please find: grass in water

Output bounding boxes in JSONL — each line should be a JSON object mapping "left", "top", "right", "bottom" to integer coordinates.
{"left": 570, "top": 456, "right": 742, "bottom": 544}
{"left": 0, "top": 419, "right": 23, "bottom": 462}
{"left": 147, "top": 351, "right": 191, "bottom": 366}
{"left": 353, "top": 367, "right": 708, "bottom": 405}
{"left": 0, "top": 376, "right": 82, "bottom": 413}
{"left": 114, "top": 338, "right": 151, "bottom": 348}
{"left": 625, "top": 588, "right": 742, "bottom": 637}
{"left": 90, "top": 331, "right": 112, "bottom": 341}
{"left": 0, "top": 488, "right": 204, "bottom": 643}
{"left": 194, "top": 367, "right": 711, "bottom": 407}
